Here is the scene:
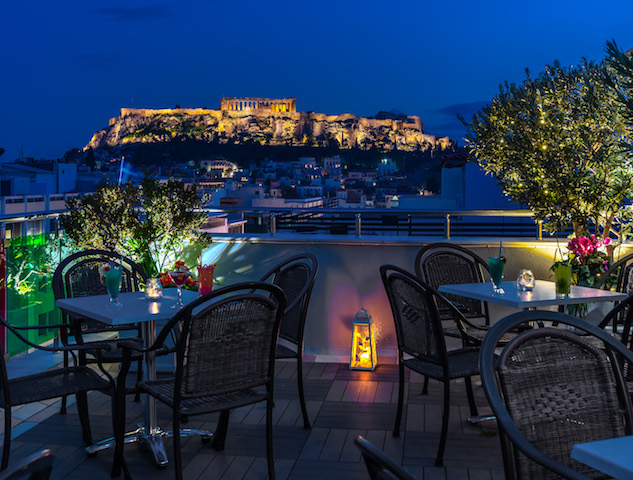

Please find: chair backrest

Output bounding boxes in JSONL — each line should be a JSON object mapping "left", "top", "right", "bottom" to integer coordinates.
{"left": 52, "top": 249, "right": 147, "bottom": 335}
{"left": 598, "top": 293, "right": 633, "bottom": 348}
{"left": 480, "top": 310, "right": 633, "bottom": 480}
{"left": 380, "top": 265, "right": 447, "bottom": 366}
{"left": 166, "top": 282, "right": 286, "bottom": 398}
{"left": 259, "top": 254, "right": 318, "bottom": 346}
{"left": 354, "top": 436, "right": 417, "bottom": 480}
{"left": 414, "top": 243, "right": 490, "bottom": 322}
{"left": 0, "top": 449, "right": 53, "bottom": 480}
{"left": 595, "top": 251, "right": 633, "bottom": 293}
{"left": 52, "top": 249, "right": 147, "bottom": 301}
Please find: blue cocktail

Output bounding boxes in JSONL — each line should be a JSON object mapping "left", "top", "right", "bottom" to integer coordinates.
{"left": 488, "top": 256, "right": 506, "bottom": 294}
{"left": 105, "top": 266, "right": 123, "bottom": 307}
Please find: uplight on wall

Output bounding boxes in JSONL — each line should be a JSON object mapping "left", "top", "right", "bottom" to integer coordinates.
{"left": 350, "top": 307, "right": 377, "bottom": 371}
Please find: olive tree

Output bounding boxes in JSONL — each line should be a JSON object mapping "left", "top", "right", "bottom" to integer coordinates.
{"left": 607, "top": 41, "right": 633, "bottom": 148}
{"left": 61, "top": 175, "right": 210, "bottom": 276}
{"left": 461, "top": 57, "right": 633, "bottom": 238}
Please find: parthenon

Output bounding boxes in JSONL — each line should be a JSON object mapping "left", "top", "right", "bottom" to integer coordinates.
{"left": 220, "top": 97, "right": 296, "bottom": 113}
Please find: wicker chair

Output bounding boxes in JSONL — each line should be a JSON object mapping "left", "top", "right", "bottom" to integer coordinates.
{"left": 354, "top": 436, "right": 417, "bottom": 480}
{"left": 379, "top": 265, "right": 480, "bottom": 467}
{"left": 479, "top": 310, "right": 633, "bottom": 480}
{"left": 114, "top": 282, "right": 286, "bottom": 480}
{"left": 0, "top": 317, "right": 115, "bottom": 471}
{"left": 415, "top": 243, "right": 493, "bottom": 344}
{"left": 259, "top": 253, "right": 318, "bottom": 429}
{"left": 594, "top": 251, "right": 633, "bottom": 293}
{"left": 592, "top": 294, "right": 633, "bottom": 398}
{"left": 0, "top": 449, "right": 53, "bottom": 480}
{"left": 52, "top": 249, "right": 146, "bottom": 409}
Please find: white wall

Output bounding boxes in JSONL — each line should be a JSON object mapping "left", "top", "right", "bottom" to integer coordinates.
{"left": 202, "top": 236, "right": 570, "bottom": 362}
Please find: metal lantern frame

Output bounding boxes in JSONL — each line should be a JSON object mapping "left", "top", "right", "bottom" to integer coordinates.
{"left": 350, "top": 307, "right": 377, "bottom": 371}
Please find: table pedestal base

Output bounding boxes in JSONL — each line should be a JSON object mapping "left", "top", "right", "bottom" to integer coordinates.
{"left": 86, "top": 425, "right": 216, "bottom": 467}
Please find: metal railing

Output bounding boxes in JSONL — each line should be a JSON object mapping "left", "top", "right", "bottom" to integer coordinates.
{"left": 204, "top": 207, "right": 556, "bottom": 240}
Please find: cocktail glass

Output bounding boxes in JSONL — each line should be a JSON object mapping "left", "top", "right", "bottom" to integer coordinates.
{"left": 553, "top": 264, "right": 572, "bottom": 297}
{"left": 198, "top": 264, "right": 215, "bottom": 297}
{"left": 488, "top": 257, "right": 505, "bottom": 294}
{"left": 105, "top": 266, "right": 123, "bottom": 307}
{"left": 169, "top": 270, "right": 190, "bottom": 309}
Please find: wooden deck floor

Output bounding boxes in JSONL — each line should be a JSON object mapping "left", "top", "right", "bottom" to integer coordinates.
{"left": 7, "top": 360, "right": 504, "bottom": 479}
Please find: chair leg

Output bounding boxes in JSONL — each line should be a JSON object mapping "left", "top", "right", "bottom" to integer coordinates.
{"left": 435, "top": 381, "right": 451, "bottom": 467}
{"left": 464, "top": 376, "right": 478, "bottom": 417}
{"left": 2, "top": 405, "right": 12, "bottom": 470}
{"left": 266, "top": 397, "right": 275, "bottom": 480}
{"left": 211, "top": 410, "right": 230, "bottom": 451}
{"left": 112, "top": 350, "right": 131, "bottom": 478}
{"left": 393, "top": 362, "right": 405, "bottom": 437}
{"left": 422, "top": 375, "right": 429, "bottom": 395}
{"left": 76, "top": 391, "right": 93, "bottom": 446}
{"left": 133, "top": 359, "right": 143, "bottom": 402}
{"left": 173, "top": 410, "right": 183, "bottom": 480}
{"left": 60, "top": 350, "right": 69, "bottom": 415}
{"left": 296, "top": 355, "right": 310, "bottom": 429}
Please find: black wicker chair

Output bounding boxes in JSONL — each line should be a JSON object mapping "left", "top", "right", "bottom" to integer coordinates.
{"left": 0, "top": 449, "right": 53, "bottom": 480}
{"left": 595, "top": 293, "right": 633, "bottom": 344}
{"left": 114, "top": 282, "right": 286, "bottom": 480}
{"left": 479, "top": 310, "right": 633, "bottom": 480}
{"left": 380, "top": 265, "right": 480, "bottom": 467}
{"left": 0, "top": 317, "right": 115, "bottom": 471}
{"left": 415, "top": 243, "right": 493, "bottom": 344}
{"left": 594, "top": 251, "right": 633, "bottom": 293}
{"left": 52, "top": 249, "right": 146, "bottom": 409}
{"left": 354, "top": 436, "right": 417, "bottom": 480}
{"left": 259, "top": 253, "right": 318, "bottom": 429}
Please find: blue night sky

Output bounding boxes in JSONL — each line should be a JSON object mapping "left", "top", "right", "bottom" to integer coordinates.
{"left": 2, "top": 0, "right": 633, "bottom": 160}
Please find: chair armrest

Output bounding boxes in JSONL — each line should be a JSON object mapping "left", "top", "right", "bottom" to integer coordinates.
{"left": 118, "top": 338, "right": 146, "bottom": 352}
{"left": 432, "top": 288, "right": 491, "bottom": 345}
{"left": 8, "top": 323, "right": 67, "bottom": 331}
{"left": 0, "top": 315, "right": 113, "bottom": 354}
{"left": 434, "top": 290, "right": 489, "bottom": 331}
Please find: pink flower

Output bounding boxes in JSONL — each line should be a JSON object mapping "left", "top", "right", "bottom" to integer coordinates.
{"left": 566, "top": 235, "right": 612, "bottom": 264}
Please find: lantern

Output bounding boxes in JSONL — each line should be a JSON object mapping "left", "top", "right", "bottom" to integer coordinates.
{"left": 350, "top": 307, "right": 377, "bottom": 371}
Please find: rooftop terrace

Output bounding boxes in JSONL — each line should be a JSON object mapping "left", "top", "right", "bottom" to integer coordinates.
{"left": 6, "top": 357, "right": 503, "bottom": 479}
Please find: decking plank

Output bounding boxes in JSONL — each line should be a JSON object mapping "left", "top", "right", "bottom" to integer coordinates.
{"left": 7, "top": 360, "right": 503, "bottom": 479}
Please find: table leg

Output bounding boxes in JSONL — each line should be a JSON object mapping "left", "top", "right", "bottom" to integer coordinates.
{"left": 88, "top": 315, "right": 215, "bottom": 467}
{"left": 137, "top": 319, "right": 168, "bottom": 466}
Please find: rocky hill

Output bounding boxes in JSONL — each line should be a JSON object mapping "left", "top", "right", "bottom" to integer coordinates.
{"left": 86, "top": 108, "right": 441, "bottom": 153}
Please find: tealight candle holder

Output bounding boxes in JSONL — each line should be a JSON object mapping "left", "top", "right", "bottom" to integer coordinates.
{"left": 145, "top": 277, "right": 164, "bottom": 300}
{"left": 516, "top": 269, "right": 535, "bottom": 291}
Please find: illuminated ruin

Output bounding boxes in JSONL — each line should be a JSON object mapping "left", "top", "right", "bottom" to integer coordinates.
{"left": 220, "top": 97, "right": 296, "bottom": 113}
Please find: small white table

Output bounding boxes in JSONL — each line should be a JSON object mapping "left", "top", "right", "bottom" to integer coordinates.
{"left": 438, "top": 280, "right": 628, "bottom": 309}
{"left": 56, "top": 289, "right": 202, "bottom": 467}
{"left": 571, "top": 435, "right": 633, "bottom": 479}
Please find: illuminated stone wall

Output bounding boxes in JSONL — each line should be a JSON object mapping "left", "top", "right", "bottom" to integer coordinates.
{"left": 92, "top": 106, "right": 437, "bottom": 152}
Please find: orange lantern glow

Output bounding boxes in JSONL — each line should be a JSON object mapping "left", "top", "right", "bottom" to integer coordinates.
{"left": 350, "top": 308, "right": 377, "bottom": 371}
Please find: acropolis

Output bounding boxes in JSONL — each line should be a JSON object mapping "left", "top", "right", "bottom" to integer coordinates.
{"left": 92, "top": 98, "right": 443, "bottom": 152}
{"left": 220, "top": 97, "right": 296, "bottom": 113}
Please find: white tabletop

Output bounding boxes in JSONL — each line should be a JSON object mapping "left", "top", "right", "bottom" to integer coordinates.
{"left": 56, "top": 290, "right": 199, "bottom": 326}
{"left": 571, "top": 435, "right": 633, "bottom": 479}
{"left": 438, "top": 280, "right": 628, "bottom": 309}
